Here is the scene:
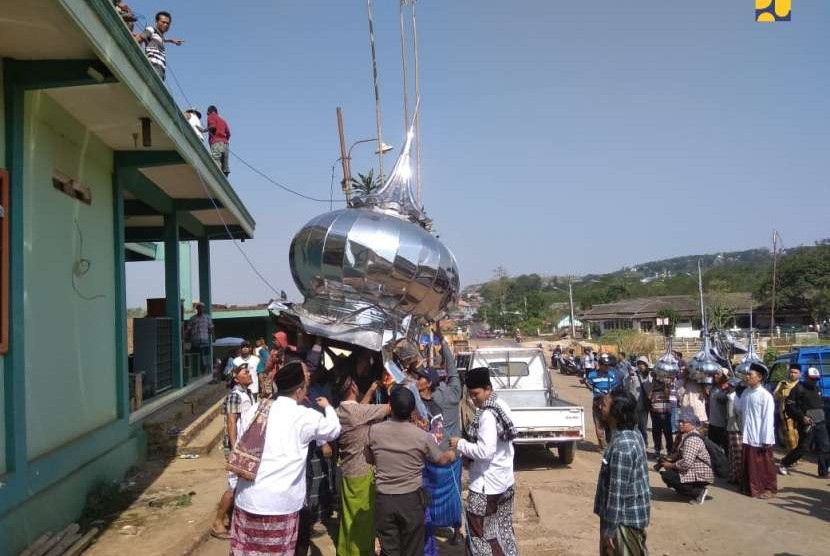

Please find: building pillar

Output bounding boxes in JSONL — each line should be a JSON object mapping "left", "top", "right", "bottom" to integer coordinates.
{"left": 164, "top": 212, "right": 183, "bottom": 388}
{"left": 197, "top": 237, "right": 213, "bottom": 375}
{"left": 112, "top": 173, "right": 129, "bottom": 418}
{"left": 197, "top": 237, "right": 211, "bottom": 312}
{"left": 179, "top": 241, "right": 192, "bottom": 310}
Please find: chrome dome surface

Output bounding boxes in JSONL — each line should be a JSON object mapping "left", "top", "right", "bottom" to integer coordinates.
{"left": 653, "top": 337, "right": 680, "bottom": 381}
{"left": 289, "top": 208, "right": 460, "bottom": 328}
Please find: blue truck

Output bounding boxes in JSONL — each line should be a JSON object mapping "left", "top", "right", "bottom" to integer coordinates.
{"left": 769, "top": 346, "right": 830, "bottom": 417}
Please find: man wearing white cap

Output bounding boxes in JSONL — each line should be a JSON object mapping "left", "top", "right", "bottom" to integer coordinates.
{"left": 184, "top": 107, "right": 205, "bottom": 139}
{"left": 780, "top": 367, "right": 829, "bottom": 477}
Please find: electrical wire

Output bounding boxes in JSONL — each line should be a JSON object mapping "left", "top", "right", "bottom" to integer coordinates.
{"left": 165, "top": 69, "right": 347, "bottom": 204}
{"left": 72, "top": 219, "right": 105, "bottom": 301}
{"left": 165, "top": 65, "right": 284, "bottom": 298}
{"left": 229, "top": 148, "right": 346, "bottom": 203}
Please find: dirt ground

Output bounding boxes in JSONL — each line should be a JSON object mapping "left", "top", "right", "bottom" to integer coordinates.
{"left": 507, "top": 373, "right": 830, "bottom": 556}
{"left": 89, "top": 342, "right": 830, "bottom": 556}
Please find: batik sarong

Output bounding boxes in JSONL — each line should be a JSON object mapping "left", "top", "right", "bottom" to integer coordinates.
{"left": 466, "top": 487, "right": 518, "bottom": 556}
{"left": 336, "top": 471, "right": 375, "bottom": 556}
{"left": 229, "top": 507, "right": 299, "bottom": 556}
{"left": 727, "top": 431, "right": 743, "bottom": 485}
{"left": 741, "top": 444, "right": 777, "bottom": 498}
{"left": 423, "top": 458, "right": 463, "bottom": 528}
{"left": 600, "top": 524, "right": 649, "bottom": 556}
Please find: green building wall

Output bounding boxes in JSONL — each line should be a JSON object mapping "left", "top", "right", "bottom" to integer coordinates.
{"left": 22, "top": 91, "right": 118, "bottom": 459}
{"left": 0, "top": 71, "right": 144, "bottom": 554}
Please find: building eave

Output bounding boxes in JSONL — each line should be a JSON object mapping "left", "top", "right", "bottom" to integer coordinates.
{"left": 55, "top": 0, "right": 255, "bottom": 238}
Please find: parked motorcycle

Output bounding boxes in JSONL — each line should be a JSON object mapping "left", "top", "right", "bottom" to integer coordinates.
{"left": 558, "top": 355, "right": 582, "bottom": 377}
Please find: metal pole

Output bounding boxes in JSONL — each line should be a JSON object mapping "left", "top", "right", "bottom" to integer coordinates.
{"left": 412, "top": 1, "right": 422, "bottom": 206}
{"left": 399, "top": 1, "right": 410, "bottom": 129}
{"left": 336, "top": 107, "right": 351, "bottom": 204}
{"left": 568, "top": 277, "right": 576, "bottom": 338}
{"left": 366, "top": 0, "right": 385, "bottom": 179}
{"left": 697, "top": 260, "right": 707, "bottom": 334}
{"left": 770, "top": 230, "right": 778, "bottom": 336}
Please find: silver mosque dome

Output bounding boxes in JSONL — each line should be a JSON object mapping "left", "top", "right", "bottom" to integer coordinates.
{"left": 288, "top": 125, "right": 460, "bottom": 333}
{"left": 289, "top": 208, "right": 460, "bottom": 326}
{"left": 653, "top": 337, "right": 680, "bottom": 381}
{"left": 734, "top": 330, "right": 767, "bottom": 383}
{"left": 688, "top": 334, "right": 722, "bottom": 383}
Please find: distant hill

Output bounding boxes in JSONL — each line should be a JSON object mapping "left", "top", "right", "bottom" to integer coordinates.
{"left": 607, "top": 248, "right": 773, "bottom": 281}
{"left": 463, "top": 247, "right": 773, "bottom": 296}
{"left": 466, "top": 242, "right": 830, "bottom": 332}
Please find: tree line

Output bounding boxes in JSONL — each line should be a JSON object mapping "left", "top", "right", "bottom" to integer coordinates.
{"left": 472, "top": 241, "right": 830, "bottom": 334}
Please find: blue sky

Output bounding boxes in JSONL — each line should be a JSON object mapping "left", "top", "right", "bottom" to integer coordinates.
{"left": 125, "top": 0, "right": 830, "bottom": 307}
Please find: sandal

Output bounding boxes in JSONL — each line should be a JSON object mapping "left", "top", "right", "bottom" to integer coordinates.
{"left": 210, "top": 529, "right": 231, "bottom": 541}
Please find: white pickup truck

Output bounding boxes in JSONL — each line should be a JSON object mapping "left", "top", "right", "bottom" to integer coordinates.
{"left": 459, "top": 347, "right": 585, "bottom": 464}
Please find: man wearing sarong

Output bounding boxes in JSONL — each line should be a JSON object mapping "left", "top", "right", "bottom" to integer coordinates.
{"left": 593, "top": 392, "right": 650, "bottom": 556}
{"left": 334, "top": 374, "right": 390, "bottom": 556}
{"left": 450, "top": 367, "right": 518, "bottom": 556}
{"left": 367, "top": 386, "right": 457, "bottom": 556}
{"left": 726, "top": 384, "right": 743, "bottom": 485}
{"left": 734, "top": 363, "right": 777, "bottom": 498}
{"left": 229, "top": 361, "right": 341, "bottom": 556}
{"left": 425, "top": 332, "right": 464, "bottom": 545}
{"left": 211, "top": 364, "right": 256, "bottom": 540}
{"left": 773, "top": 366, "right": 802, "bottom": 452}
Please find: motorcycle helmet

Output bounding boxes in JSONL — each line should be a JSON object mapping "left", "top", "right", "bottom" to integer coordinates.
{"left": 598, "top": 353, "right": 617, "bottom": 367}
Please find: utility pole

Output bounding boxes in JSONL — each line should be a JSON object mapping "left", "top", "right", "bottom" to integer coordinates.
{"left": 336, "top": 107, "right": 351, "bottom": 204}
{"left": 770, "top": 229, "right": 778, "bottom": 337}
{"left": 568, "top": 277, "right": 576, "bottom": 338}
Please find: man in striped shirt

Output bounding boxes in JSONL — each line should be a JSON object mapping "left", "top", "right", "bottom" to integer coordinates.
{"left": 137, "top": 11, "right": 184, "bottom": 80}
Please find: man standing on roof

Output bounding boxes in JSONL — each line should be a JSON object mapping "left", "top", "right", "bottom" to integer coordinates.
{"left": 780, "top": 367, "right": 829, "bottom": 477}
{"left": 207, "top": 106, "right": 231, "bottom": 177}
{"left": 184, "top": 107, "right": 206, "bottom": 140}
{"left": 136, "top": 11, "right": 183, "bottom": 81}
{"left": 734, "top": 363, "right": 777, "bottom": 498}
{"left": 584, "top": 353, "right": 623, "bottom": 449}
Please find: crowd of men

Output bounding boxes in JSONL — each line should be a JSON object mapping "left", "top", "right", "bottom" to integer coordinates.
{"left": 210, "top": 325, "right": 518, "bottom": 556}
{"left": 180, "top": 306, "right": 830, "bottom": 556}
{"left": 585, "top": 345, "right": 829, "bottom": 555}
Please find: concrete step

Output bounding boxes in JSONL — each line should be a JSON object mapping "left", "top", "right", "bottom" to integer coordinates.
{"left": 176, "top": 397, "right": 224, "bottom": 449}
{"left": 144, "top": 383, "right": 226, "bottom": 457}
{"left": 177, "top": 411, "right": 224, "bottom": 456}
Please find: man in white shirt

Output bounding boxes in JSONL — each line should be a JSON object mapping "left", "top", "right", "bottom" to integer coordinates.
{"left": 233, "top": 341, "right": 261, "bottom": 399}
{"left": 734, "top": 363, "right": 777, "bottom": 498}
{"left": 184, "top": 107, "right": 206, "bottom": 140}
{"left": 230, "top": 360, "right": 341, "bottom": 555}
{"left": 450, "top": 367, "right": 518, "bottom": 555}
{"left": 210, "top": 364, "right": 256, "bottom": 540}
